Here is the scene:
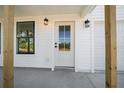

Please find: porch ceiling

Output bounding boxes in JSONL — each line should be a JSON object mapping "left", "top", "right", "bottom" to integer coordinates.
{"left": 15, "top": 5, "right": 84, "bottom": 16}
{"left": 0, "top": 5, "right": 95, "bottom": 17}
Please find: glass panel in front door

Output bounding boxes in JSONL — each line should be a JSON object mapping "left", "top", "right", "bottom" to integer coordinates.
{"left": 59, "top": 25, "right": 71, "bottom": 51}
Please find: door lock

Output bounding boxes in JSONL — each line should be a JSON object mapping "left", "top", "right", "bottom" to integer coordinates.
{"left": 55, "top": 42, "right": 58, "bottom": 48}
{"left": 55, "top": 46, "right": 57, "bottom": 48}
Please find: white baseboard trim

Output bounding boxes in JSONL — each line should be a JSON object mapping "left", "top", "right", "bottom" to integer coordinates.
{"left": 76, "top": 69, "right": 91, "bottom": 72}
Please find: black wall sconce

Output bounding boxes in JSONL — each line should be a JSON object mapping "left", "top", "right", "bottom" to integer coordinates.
{"left": 84, "top": 19, "right": 90, "bottom": 28}
{"left": 44, "top": 18, "right": 48, "bottom": 25}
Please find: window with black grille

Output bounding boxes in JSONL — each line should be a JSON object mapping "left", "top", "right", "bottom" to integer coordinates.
{"left": 16, "top": 21, "right": 35, "bottom": 54}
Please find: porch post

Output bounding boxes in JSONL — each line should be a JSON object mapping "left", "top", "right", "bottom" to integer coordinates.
{"left": 105, "top": 5, "right": 117, "bottom": 88}
{"left": 3, "top": 5, "right": 15, "bottom": 88}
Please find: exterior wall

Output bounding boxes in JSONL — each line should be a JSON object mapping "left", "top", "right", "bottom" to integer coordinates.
{"left": 93, "top": 21, "right": 105, "bottom": 71}
{"left": 0, "top": 19, "right": 3, "bottom": 66}
{"left": 0, "top": 5, "right": 124, "bottom": 72}
{"left": 91, "top": 5, "right": 124, "bottom": 71}
{"left": 75, "top": 19, "right": 91, "bottom": 72}
{"left": 0, "top": 14, "right": 92, "bottom": 72}
{"left": 115, "top": 6, "right": 124, "bottom": 71}
{"left": 117, "top": 21, "right": 124, "bottom": 71}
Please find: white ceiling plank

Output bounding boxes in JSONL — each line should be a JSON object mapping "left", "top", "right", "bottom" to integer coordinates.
{"left": 80, "top": 5, "right": 96, "bottom": 18}
{"left": 15, "top": 5, "right": 83, "bottom": 16}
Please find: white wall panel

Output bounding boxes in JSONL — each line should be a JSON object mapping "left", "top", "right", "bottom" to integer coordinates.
{"left": 92, "top": 5, "right": 124, "bottom": 71}
{"left": 94, "top": 21, "right": 124, "bottom": 71}
{"left": 75, "top": 20, "right": 91, "bottom": 72}
{"left": 117, "top": 21, "right": 124, "bottom": 71}
{"left": 94, "top": 21, "right": 105, "bottom": 71}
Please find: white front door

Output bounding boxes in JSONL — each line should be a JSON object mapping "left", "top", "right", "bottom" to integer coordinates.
{"left": 54, "top": 22, "right": 74, "bottom": 67}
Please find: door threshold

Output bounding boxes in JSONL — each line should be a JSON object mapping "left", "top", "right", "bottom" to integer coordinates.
{"left": 54, "top": 66, "right": 75, "bottom": 71}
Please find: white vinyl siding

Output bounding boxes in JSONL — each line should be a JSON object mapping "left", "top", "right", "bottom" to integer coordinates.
{"left": 94, "top": 21, "right": 105, "bottom": 71}
{"left": 92, "top": 5, "right": 124, "bottom": 71}
{"left": 117, "top": 21, "right": 124, "bottom": 71}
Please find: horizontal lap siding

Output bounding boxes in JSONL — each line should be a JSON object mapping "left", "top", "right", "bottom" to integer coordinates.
{"left": 75, "top": 20, "right": 91, "bottom": 72}
{"left": 94, "top": 21, "right": 124, "bottom": 71}
{"left": 117, "top": 21, "right": 124, "bottom": 71}
{"left": 92, "top": 5, "right": 124, "bottom": 71}
{"left": 94, "top": 21, "right": 105, "bottom": 71}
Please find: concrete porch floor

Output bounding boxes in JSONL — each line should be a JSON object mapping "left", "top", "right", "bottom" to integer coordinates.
{"left": 0, "top": 67, "right": 124, "bottom": 88}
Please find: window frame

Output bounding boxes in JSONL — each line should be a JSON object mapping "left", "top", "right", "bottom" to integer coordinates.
{"left": 16, "top": 21, "right": 35, "bottom": 54}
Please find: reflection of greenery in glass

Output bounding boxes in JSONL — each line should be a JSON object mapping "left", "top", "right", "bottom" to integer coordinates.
{"left": 59, "top": 43, "right": 65, "bottom": 51}
{"left": 59, "top": 39, "right": 64, "bottom": 51}
{"left": 17, "top": 21, "right": 34, "bottom": 54}
{"left": 19, "top": 38, "right": 28, "bottom": 52}
{"left": 65, "top": 39, "right": 70, "bottom": 51}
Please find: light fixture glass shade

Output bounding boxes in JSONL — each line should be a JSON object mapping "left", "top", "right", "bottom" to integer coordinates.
{"left": 44, "top": 18, "right": 48, "bottom": 25}
{"left": 84, "top": 19, "right": 90, "bottom": 28}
